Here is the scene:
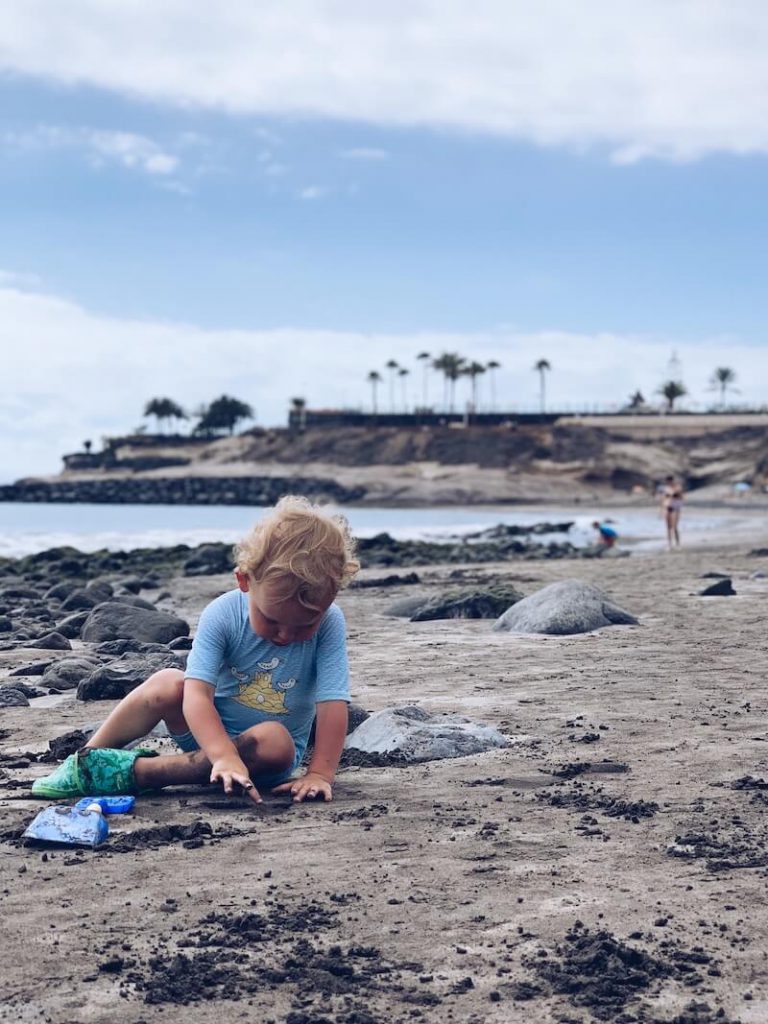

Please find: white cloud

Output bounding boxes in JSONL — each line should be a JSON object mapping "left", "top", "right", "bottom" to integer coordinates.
{"left": 0, "top": 279, "right": 764, "bottom": 482}
{"left": 4, "top": 125, "right": 180, "bottom": 176}
{"left": 1, "top": 2, "right": 767, "bottom": 161}
{"left": 0, "top": 268, "right": 41, "bottom": 289}
{"left": 297, "top": 185, "right": 329, "bottom": 200}
{"left": 341, "top": 148, "right": 390, "bottom": 161}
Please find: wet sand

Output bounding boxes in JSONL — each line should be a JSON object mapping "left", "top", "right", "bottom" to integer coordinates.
{"left": 1, "top": 526, "right": 767, "bottom": 1023}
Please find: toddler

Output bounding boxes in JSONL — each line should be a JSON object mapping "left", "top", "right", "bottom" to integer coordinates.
{"left": 33, "top": 496, "right": 360, "bottom": 804}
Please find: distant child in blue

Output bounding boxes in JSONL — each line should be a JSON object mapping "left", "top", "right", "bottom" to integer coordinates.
{"left": 592, "top": 520, "right": 618, "bottom": 551}
{"left": 33, "top": 496, "right": 360, "bottom": 805}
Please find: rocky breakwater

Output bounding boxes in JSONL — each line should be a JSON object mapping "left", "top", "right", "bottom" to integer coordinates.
{"left": 0, "top": 474, "right": 365, "bottom": 506}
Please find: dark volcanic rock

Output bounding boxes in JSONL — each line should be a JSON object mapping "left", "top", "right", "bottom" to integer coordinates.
{"left": 85, "top": 580, "right": 115, "bottom": 601}
{"left": 0, "top": 584, "right": 39, "bottom": 600}
{"left": 77, "top": 653, "right": 186, "bottom": 700}
{"left": 80, "top": 603, "right": 189, "bottom": 644}
{"left": 59, "top": 589, "right": 102, "bottom": 612}
{"left": 0, "top": 687, "right": 30, "bottom": 707}
{"left": 55, "top": 610, "right": 91, "bottom": 639}
{"left": 9, "top": 661, "right": 51, "bottom": 677}
{"left": 94, "top": 638, "right": 171, "bottom": 656}
{"left": 183, "top": 543, "right": 233, "bottom": 577}
{"left": 349, "top": 572, "right": 421, "bottom": 589}
{"left": 0, "top": 615, "right": 12, "bottom": 632}
{"left": 168, "top": 636, "right": 194, "bottom": 651}
{"left": 118, "top": 576, "right": 144, "bottom": 594}
{"left": 22, "top": 631, "right": 72, "bottom": 651}
{"left": 494, "top": 579, "right": 638, "bottom": 635}
{"left": 44, "top": 581, "right": 79, "bottom": 601}
{"left": 41, "top": 656, "right": 103, "bottom": 691}
{"left": 698, "top": 578, "right": 735, "bottom": 596}
{"left": 410, "top": 584, "right": 525, "bottom": 621}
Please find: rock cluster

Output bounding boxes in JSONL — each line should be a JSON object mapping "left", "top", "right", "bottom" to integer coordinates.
{"left": 0, "top": 551, "right": 192, "bottom": 703}
{"left": 358, "top": 522, "right": 578, "bottom": 568}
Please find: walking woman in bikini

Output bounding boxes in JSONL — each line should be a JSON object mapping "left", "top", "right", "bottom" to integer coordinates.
{"left": 661, "top": 475, "right": 684, "bottom": 549}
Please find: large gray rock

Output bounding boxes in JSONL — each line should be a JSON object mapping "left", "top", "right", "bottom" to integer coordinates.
{"left": 411, "top": 584, "right": 525, "bottom": 621}
{"left": 493, "top": 579, "right": 638, "bottom": 636}
{"left": 42, "top": 656, "right": 102, "bottom": 691}
{"left": 80, "top": 602, "right": 189, "bottom": 644}
{"left": 344, "top": 705, "right": 510, "bottom": 763}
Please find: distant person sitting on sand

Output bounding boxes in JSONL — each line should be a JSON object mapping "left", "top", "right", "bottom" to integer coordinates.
{"left": 660, "top": 475, "right": 684, "bottom": 549}
{"left": 592, "top": 520, "right": 618, "bottom": 552}
{"left": 32, "top": 496, "right": 360, "bottom": 805}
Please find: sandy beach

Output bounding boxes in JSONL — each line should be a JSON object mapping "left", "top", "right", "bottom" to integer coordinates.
{"left": 1, "top": 515, "right": 767, "bottom": 1024}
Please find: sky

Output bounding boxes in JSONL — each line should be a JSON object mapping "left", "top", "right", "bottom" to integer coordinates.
{"left": 1, "top": 1, "right": 767, "bottom": 482}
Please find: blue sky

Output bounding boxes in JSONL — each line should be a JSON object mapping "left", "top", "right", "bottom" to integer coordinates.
{"left": 0, "top": 1, "right": 766, "bottom": 481}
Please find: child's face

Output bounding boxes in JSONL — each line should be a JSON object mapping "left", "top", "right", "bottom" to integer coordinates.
{"left": 236, "top": 572, "right": 331, "bottom": 646}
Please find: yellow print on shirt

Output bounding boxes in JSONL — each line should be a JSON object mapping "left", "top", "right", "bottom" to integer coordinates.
{"left": 231, "top": 660, "right": 296, "bottom": 714}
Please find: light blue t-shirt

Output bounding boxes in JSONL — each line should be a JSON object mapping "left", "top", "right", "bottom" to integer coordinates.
{"left": 184, "top": 589, "right": 350, "bottom": 763}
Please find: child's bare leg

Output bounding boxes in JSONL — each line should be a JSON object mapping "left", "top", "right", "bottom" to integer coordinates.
{"left": 133, "top": 722, "right": 295, "bottom": 791}
{"left": 87, "top": 668, "right": 187, "bottom": 749}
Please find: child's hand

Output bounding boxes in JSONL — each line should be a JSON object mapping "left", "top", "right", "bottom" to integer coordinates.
{"left": 272, "top": 772, "right": 333, "bottom": 803}
{"left": 210, "top": 756, "right": 262, "bottom": 804}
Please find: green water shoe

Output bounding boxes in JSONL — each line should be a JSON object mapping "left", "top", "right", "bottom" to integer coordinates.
{"left": 31, "top": 747, "right": 159, "bottom": 799}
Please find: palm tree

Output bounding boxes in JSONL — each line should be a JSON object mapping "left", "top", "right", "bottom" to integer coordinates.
{"left": 195, "top": 395, "right": 253, "bottom": 435}
{"left": 657, "top": 380, "right": 687, "bottom": 412}
{"left": 143, "top": 397, "right": 187, "bottom": 433}
{"left": 463, "top": 361, "right": 486, "bottom": 413}
{"left": 486, "top": 360, "right": 500, "bottom": 410}
{"left": 433, "top": 352, "right": 466, "bottom": 412}
{"left": 709, "top": 367, "right": 738, "bottom": 407}
{"left": 533, "top": 359, "right": 551, "bottom": 413}
{"left": 385, "top": 359, "right": 399, "bottom": 412}
{"left": 367, "top": 371, "right": 382, "bottom": 414}
{"left": 398, "top": 367, "right": 410, "bottom": 412}
{"left": 417, "top": 351, "right": 431, "bottom": 409}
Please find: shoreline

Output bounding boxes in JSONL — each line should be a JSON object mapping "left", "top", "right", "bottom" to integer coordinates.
{"left": 2, "top": 499, "right": 767, "bottom": 562}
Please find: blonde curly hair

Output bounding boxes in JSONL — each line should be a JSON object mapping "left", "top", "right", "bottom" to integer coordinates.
{"left": 234, "top": 495, "right": 359, "bottom": 610}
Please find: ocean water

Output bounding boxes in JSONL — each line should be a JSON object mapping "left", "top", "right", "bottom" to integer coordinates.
{"left": 0, "top": 501, "right": 759, "bottom": 559}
